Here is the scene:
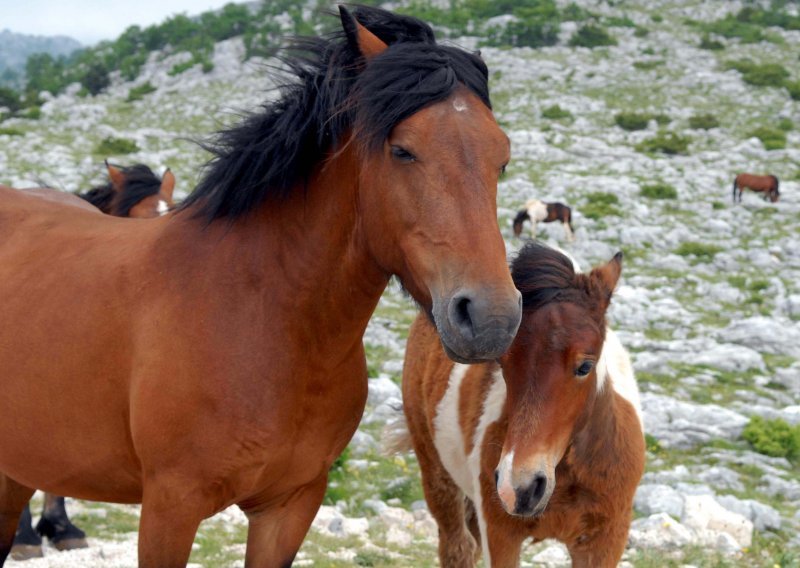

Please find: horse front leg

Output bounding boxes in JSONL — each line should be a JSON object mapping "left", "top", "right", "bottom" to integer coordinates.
{"left": 36, "top": 493, "right": 87, "bottom": 551}
{"left": 0, "top": 474, "right": 36, "bottom": 565}
{"left": 240, "top": 474, "right": 328, "bottom": 567}
{"left": 137, "top": 476, "right": 211, "bottom": 568}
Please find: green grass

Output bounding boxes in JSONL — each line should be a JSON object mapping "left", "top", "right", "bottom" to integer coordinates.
{"left": 688, "top": 113, "right": 719, "bottom": 130}
{"left": 636, "top": 131, "right": 690, "bottom": 155}
{"left": 615, "top": 112, "right": 650, "bottom": 131}
{"left": 94, "top": 136, "right": 140, "bottom": 155}
{"left": 568, "top": 24, "right": 617, "bottom": 48}
{"left": 127, "top": 81, "right": 157, "bottom": 102}
{"left": 640, "top": 183, "right": 677, "bottom": 200}
{"left": 748, "top": 126, "right": 787, "bottom": 150}
{"left": 743, "top": 416, "right": 800, "bottom": 460}
{"left": 0, "top": 126, "right": 24, "bottom": 136}
{"left": 725, "top": 59, "right": 791, "bottom": 87}
{"left": 581, "top": 191, "right": 622, "bottom": 220}
{"left": 541, "top": 104, "right": 573, "bottom": 120}
{"left": 674, "top": 242, "right": 723, "bottom": 263}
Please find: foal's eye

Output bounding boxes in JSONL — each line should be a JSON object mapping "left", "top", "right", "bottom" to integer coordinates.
{"left": 575, "top": 360, "right": 594, "bottom": 378}
{"left": 500, "top": 163, "right": 508, "bottom": 177}
{"left": 391, "top": 145, "right": 416, "bottom": 162}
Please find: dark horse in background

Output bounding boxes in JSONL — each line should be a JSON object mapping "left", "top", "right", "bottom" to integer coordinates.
{"left": 10, "top": 162, "right": 175, "bottom": 561}
{"left": 0, "top": 6, "right": 521, "bottom": 566}
{"left": 732, "top": 173, "right": 780, "bottom": 203}
{"left": 513, "top": 198, "right": 574, "bottom": 241}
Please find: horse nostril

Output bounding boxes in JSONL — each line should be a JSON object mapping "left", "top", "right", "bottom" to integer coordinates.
{"left": 515, "top": 473, "right": 549, "bottom": 515}
{"left": 450, "top": 295, "right": 475, "bottom": 339}
{"left": 532, "top": 473, "right": 547, "bottom": 501}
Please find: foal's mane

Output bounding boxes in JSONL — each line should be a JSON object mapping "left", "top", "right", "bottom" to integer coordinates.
{"left": 79, "top": 164, "right": 163, "bottom": 217}
{"left": 180, "top": 5, "right": 492, "bottom": 221}
{"left": 511, "top": 243, "right": 605, "bottom": 314}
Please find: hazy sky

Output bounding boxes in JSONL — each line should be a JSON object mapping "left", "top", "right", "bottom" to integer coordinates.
{"left": 1, "top": 0, "right": 237, "bottom": 45}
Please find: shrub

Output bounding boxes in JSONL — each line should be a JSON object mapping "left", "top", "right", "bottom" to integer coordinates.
{"left": 126, "top": 82, "right": 157, "bottom": 102}
{"left": 640, "top": 183, "right": 678, "bottom": 199}
{"left": 748, "top": 126, "right": 786, "bottom": 150}
{"left": 168, "top": 60, "right": 196, "bottom": 76}
{"left": 704, "top": 16, "right": 765, "bottom": 43}
{"left": 81, "top": 62, "right": 110, "bottom": 96}
{"left": 778, "top": 117, "right": 794, "bottom": 131}
{"left": 688, "top": 113, "right": 719, "bottom": 130}
{"left": 636, "top": 131, "right": 690, "bottom": 155}
{"left": 615, "top": 112, "right": 650, "bottom": 131}
{"left": 633, "top": 60, "right": 663, "bottom": 70}
{"left": 712, "top": 201, "right": 725, "bottom": 210}
{"left": 582, "top": 192, "right": 621, "bottom": 220}
{"left": 787, "top": 81, "right": 800, "bottom": 101}
{"left": 674, "top": 242, "right": 722, "bottom": 262}
{"left": 651, "top": 14, "right": 663, "bottom": 23}
{"left": 652, "top": 114, "right": 671, "bottom": 126}
{"left": 726, "top": 59, "right": 790, "bottom": 87}
{"left": 569, "top": 24, "right": 617, "bottom": 48}
{"left": 0, "top": 87, "right": 21, "bottom": 113}
{"left": 0, "top": 127, "right": 24, "bottom": 136}
{"left": 699, "top": 35, "right": 725, "bottom": 50}
{"left": 541, "top": 104, "right": 573, "bottom": 120}
{"left": 94, "top": 136, "right": 139, "bottom": 155}
{"left": 23, "top": 106, "right": 41, "bottom": 120}
{"left": 743, "top": 416, "right": 800, "bottom": 460}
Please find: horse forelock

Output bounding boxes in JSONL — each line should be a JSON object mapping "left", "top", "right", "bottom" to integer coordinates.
{"left": 180, "top": 5, "right": 491, "bottom": 221}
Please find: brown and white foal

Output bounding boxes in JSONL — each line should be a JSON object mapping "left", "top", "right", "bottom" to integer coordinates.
{"left": 513, "top": 199, "right": 574, "bottom": 241}
{"left": 397, "top": 243, "right": 645, "bottom": 567}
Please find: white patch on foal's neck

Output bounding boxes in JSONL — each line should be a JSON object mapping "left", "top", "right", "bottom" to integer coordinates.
{"left": 157, "top": 200, "right": 169, "bottom": 215}
{"left": 598, "top": 328, "right": 643, "bottom": 431}
{"left": 433, "top": 363, "right": 472, "bottom": 495}
{"left": 452, "top": 98, "right": 468, "bottom": 112}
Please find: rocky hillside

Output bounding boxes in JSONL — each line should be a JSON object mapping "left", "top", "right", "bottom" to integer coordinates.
{"left": 2, "top": 0, "right": 799, "bottom": 566}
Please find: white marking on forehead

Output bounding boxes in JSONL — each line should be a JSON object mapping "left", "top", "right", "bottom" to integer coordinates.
{"left": 157, "top": 200, "right": 169, "bottom": 216}
{"left": 452, "top": 98, "right": 469, "bottom": 112}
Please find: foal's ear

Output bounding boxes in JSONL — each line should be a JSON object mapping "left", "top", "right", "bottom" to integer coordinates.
{"left": 339, "top": 5, "right": 388, "bottom": 60}
{"left": 591, "top": 251, "right": 623, "bottom": 297}
{"left": 105, "top": 160, "right": 125, "bottom": 192}
{"left": 160, "top": 168, "right": 176, "bottom": 200}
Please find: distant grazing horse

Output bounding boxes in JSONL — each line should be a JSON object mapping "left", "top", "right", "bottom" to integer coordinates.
{"left": 396, "top": 242, "right": 645, "bottom": 567}
{"left": 10, "top": 162, "right": 175, "bottom": 561}
{"left": 513, "top": 198, "right": 574, "bottom": 241}
{"left": 0, "top": 6, "right": 522, "bottom": 567}
{"left": 732, "top": 173, "right": 779, "bottom": 203}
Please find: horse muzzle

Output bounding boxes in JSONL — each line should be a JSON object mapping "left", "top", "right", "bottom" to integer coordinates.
{"left": 433, "top": 287, "right": 522, "bottom": 363}
{"left": 495, "top": 460, "right": 556, "bottom": 518}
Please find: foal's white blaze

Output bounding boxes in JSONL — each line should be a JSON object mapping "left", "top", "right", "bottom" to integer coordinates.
{"left": 433, "top": 363, "right": 471, "bottom": 495}
{"left": 157, "top": 200, "right": 169, "bottom": 215}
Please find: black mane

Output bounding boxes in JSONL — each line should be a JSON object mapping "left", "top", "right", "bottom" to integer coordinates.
{"left": 79, "top": 164, "right": 162, "bottom": 217}
{"left": 511, "top": 242, "right": 585, "bottom": 312}
{"left": 180, "top": 5, "right": 491, "bottom": 221}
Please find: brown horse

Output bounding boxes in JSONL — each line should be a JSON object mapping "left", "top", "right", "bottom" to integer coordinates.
{"left": 732, "top": 173, "right": 780, "bottom": 203}
{"left": 396, "top": 243, "right": 645, "bottom": 567}
{"left": 10, "top": 162, "right": 176, "bottom": 561}
{"left": 512, "top": 198, "right": 574, "bottom": 241}
{"left": 0, "top": 6, "right": 521, "bottom": 567}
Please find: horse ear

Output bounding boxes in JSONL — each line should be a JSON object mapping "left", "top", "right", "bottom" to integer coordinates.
{"left": 160, "top": 168, "right": 176, "bottom": 200}
{"left": 105, "top": 160, "right": 125, "bottom": 192}
{"left": 339, "top": 5, "right": 388, "bottom": 60}
{"left": 591, "top": 252, "right": 623, "bottom": 297}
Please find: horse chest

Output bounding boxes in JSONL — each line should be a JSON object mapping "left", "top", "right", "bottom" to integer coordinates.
{"left": 432, "top": 364, "right": 506, "bottom": 501}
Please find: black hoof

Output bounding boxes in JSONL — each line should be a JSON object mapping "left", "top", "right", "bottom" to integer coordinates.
{"left": 36, "top": 515, "right": 88, "bottom": 547}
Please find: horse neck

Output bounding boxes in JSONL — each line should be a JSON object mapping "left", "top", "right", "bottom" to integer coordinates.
{"left": 174, "top": 144, "right": 389, "bottom": 355}
{"left": 567, "top": 379, "right": 640, "bottom": 491}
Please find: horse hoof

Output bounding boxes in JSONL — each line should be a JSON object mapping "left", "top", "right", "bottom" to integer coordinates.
{"left": 10, "top": 543, "right": 44, "bottom": 561}
{"left": 53, "top": 537, "right": 89, "bottom": 551}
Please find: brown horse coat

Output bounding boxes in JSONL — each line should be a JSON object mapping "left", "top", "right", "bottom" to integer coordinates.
{"left": 0, "top": 7, "right": 521, "bottom": 566}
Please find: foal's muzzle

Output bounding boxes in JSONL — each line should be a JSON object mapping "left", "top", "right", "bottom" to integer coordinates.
{"left": 433, "top": 287, "right": 522, "bottom": 363}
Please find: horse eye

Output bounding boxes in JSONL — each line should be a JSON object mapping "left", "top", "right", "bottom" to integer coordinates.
{"left": 391, "top": 145, "right": 416, "bottom": 162}
{"left": 575, "top": 361, "right": 594, "bottom": 378}
{"left": 500, "top": 164, "right": 508, "bottom": 177}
